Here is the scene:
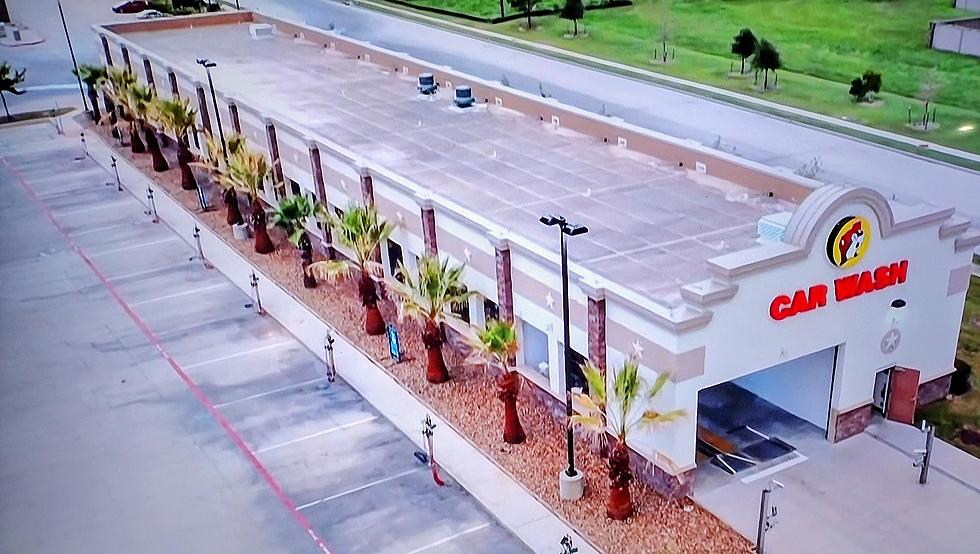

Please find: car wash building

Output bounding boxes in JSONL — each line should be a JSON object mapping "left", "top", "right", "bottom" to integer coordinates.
{"left": 94, "top": 11, "right": 980, "bottom": 497}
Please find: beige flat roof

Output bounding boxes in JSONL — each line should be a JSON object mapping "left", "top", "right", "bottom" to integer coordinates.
{"left": 120, "top": 22, "right": 796, "bottom": 305}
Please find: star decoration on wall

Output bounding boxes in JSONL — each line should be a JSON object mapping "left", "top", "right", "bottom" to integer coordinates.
{"left": 341, "top": 179, "right": 348, "bottom": 190}
{"left": 463, "top": 247, "right": 472, "bottom": 262}
{"left": 632, "top": 340, "right": 644, "bottom": 358}
{"left": 545, "top": 292, "right": 555, "bottom": 309}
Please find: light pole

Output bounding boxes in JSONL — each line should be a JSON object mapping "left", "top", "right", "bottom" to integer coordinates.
{"left": 540, "top": 214, "right": 588, "bottom": 501}
{"left": 57, "top": 1, "right": 89, "bottom": 113}
{"left": 196, "top": 58, "right": 227, "bottom": 161}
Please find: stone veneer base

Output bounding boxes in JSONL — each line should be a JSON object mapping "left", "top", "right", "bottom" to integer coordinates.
{"left": 917, "top": 373, "right": 952, "bottom": 406}
{"left": 830, "top": 403, "right": 873, "bottom": 443}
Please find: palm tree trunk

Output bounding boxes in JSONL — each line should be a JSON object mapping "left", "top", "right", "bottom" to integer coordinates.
{"left": 422, "top": 319, "right": 449, "bottom": 383}
{"left": 573, "top": 19, "right": 578, "bottom": 36}
{"left": 104, "top": 95, "right": 120, "bottom": 139}
{"left": 223, "top": 188, "right": 244, "bottom": 224}
{"left": 740, "top": 57, "right": 745, "bottom": 74}
{"left": 1, "top": 91, "right": 9, "bottom": 122}
{"left": 497, "top": 371, "right": 526, "bottom": 443}
{"left": 606, "top": 440, "right": 634, "bottom": 521}
{"left": 359, "top": 272, "right": 386, "bottom": 336}
{"left": 177, "top": 139, "right": 196, "bottom": 190}
{"left": 86, "top": 86, "right": 101, "bottom": 123}
{"left": 300, "top": 233, "right": 317, "bottom": 289}
{"left": 145, "top": 125, "right": 169, "bottom": 172}
{"left": 251, "top": 195, "right": 275, "bottom": 254}
{"left": 130, "top": 123, "right": 145, "bottom": 153}
{"left": 763, "top": 69, "right": 769, "bottom": 91}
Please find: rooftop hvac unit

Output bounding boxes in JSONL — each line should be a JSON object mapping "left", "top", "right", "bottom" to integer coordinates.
{"left": 454, "top": 85, "right": 474, "bottom": 108}
{"left": 418, "top": 73, "right": 437, "bottom": 95}
{"left": 757, "top": 211, "right": 792, "bottom": 242}
{"left": 249, "top": 23, "right": 273, "bottom": 40}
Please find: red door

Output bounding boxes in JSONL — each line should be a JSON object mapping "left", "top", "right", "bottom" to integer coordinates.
{"left": 886, "top": 366, "right": 920, "bottom": 424}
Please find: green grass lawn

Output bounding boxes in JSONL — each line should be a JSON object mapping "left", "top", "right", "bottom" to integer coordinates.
{"left": 391, "top": 0, "right": 980, "bottom": 154}
{"left": 918, "top": 275, "right": 980, "bottom": 459}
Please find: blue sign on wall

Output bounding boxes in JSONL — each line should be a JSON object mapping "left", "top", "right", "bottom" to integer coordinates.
{"left": 386, "top": 324, "right": 401, "bottom": 362}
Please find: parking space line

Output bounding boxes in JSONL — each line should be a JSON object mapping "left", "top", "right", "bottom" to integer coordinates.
{"left": 400, "top": 523, "right": 491, "bottom": 554}
{"left": 54, "top": 200, "right": 134, "bottom": 217}
{"left": 214, "top": 377, "right": 328, "bottom": 408}
{"left": 182, "top": 341, "right": 295, "bottom": 370}
{"left": 130, "top": 282, "right": 232, "bottom": 307}
{"left": 88, "top": 236, "right": 182, "bottom": 257}
{"left": 256, "top": 416, "right": 379, "bottom": 454}
{"left": 70, "top": 220, "right": 144, "bottom": 237}
{"left": 104, "top": 263, "right": 193, "bottom": 282}
{"left": 297, "top": 467, "right": 422, "bottom": 511}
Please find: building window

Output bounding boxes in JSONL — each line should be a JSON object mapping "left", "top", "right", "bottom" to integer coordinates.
{"left": 484, "top": 298, "right": 499, "bottom": 322}
{"left": 387, "top": 239, "right": 404, "bottom": 282}
{"left": 310, "top": 192, "right": 323, "bottom": 230}
{"left": 334, "top": 205, "right": 345, "bottom": 219}
{"left": 521, "top": 320, "right": 550, "bottom": 378}
{"left": 290, "top": 179, "right": 301, "bottom": 196}
{"left": 449, "top": 285, "right": 470, "bottom": 323}
{"left": 560, "top": 345, "right": 589, "bottom": 394}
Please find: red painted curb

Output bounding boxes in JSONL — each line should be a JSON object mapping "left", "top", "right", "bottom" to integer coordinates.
{"left": 2, "top": 156, "right": 333, "bottom": 554}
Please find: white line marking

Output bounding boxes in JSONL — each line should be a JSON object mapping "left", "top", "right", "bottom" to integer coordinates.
{"left": 71, "top": 220, "right": 143, "bottom": 237}
{"left": 88, "top": 237, "right": 182, "bottom": 257}
{"left": 182, "top": 341, "right": 295, "bottom": 370}
{"left": 400, "top": 523, "right": 492, "bottom": 554}
{"left": 130, "top": 282, "right": 231, "bottom": 307}
{"left": 104, "top": 264, "right": 186, "bottom": 282}
{"left": 214, "top": 377, "right": 328, "bottom": 408}
{"left": 740, "top": 453, "right": 809, "bottom": 484}
{"left": 54, "top": 200, "right": 134, "bottom": 217}
{"left": 296, "top": 467, "right": 421, "bottom": 511}
{"left": 744, "top": 425, "right": 770, "bottom": 440}
{"left": 256, "top": 416, "right": 378, "bottom": 454}
{"left": 23, "top": 83, "right": 77, "bottom": 91}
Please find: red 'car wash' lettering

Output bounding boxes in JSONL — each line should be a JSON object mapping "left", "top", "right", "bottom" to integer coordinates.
{"left": 770, "top": 284, "right": 828, "bottom": 321}
{"left": 769, "top": 260, "right": 908, "bottom": 321}
{"left": 834, "top": 259, "right": 908, "bottom": 301}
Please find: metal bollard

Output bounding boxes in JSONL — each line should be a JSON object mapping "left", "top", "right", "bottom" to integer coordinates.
{"left": 75, "top": 131, "right": 87, "bottom": 161}
{"left": 144, "top": 185, "right": 159, "bottom": 223}
{"left": 188, "top": 225, "right": 213, "bottom": 269}
{"left": 323, "top": 330, "right": 337, "bottom": 382}
{"left": 421, "top": 415, "right": 445, "bottom": 486}
{"left": 755, "top": 479, "right": 783, "bottom": 554}
{"left": 913, "top": 420, "right": 935, "bottom": 485}
{"left": 559, "top": 535, "right": 578, "bottom": 554}
{"left": 196, "top": 181, "right": 210, "bottom": 212}
{"left": 243, "top": 271, "right": 264, "bottom": 315}
{"left": 108, "top": 156, "right": 123, "bottom": 191}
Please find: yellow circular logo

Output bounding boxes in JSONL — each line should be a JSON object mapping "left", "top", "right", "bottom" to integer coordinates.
{"left": 827, "top": 216, "right": 871, "bottom": 269}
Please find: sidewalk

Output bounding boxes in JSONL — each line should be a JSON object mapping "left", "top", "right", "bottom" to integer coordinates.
{"left": 866, "top": 419, "right": 980, "bottom": 493}
{"left": 71, "top": 116, "right": 600, "bottom": 554}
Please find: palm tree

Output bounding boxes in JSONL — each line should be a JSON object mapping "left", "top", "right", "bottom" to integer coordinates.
{"left": 0, "top": 62, "right": 26, "bottom": 122}
{"left": 129, "top": 84, "right": 168, "bottom": 171}
{"left": 271, "top": 194, "right": 323, "bottom": 289}
{"left": 466, "top": 320, "right": 526, "bottom": 442}
{"left": 218, "top": 146, "right": 275, "bottom": 254}
{"left": 572, "top": 358, "right": 685, "bottom": 520}
{"left": 152, "top": 97, "right": 197, "bottom": 190}
{"left": 390, "top": 255, "right": 474, "bottom": 384}
{"left": 73, "top": 64, "right": 107, "bottom": 122}
{"left": 195, "top": 132, "right": 247, "bottom": 226}
{"left": 101, "top": 67, "right": 138, "bottom": 149}
{"left": 308, "top": 204, "right": 393, "bottom": 336}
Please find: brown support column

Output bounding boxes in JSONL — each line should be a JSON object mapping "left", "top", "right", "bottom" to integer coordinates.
{"left": 265, "top": 119, "right": 285, "bottom": 198}
{"left": 490, "top": 232, "right": 514, "bottom": 324}
{"left": 418, "top": 196, "right": 438, "bottom": 257}
{"left": 100, "top": 35, "right": 113, "bottom": 66}
{"left": 308, "top": 141, "right": 335, "bottom": 259}
{"left": 196, "top": 83, "right": 212, "bottom": 135}
{"left": 359, "top": 167, "right": 375, "bottom": 207}
{"left": 121, "top": 45, "right": 131, "bottom": 70}
{"left": 167, "top": 69, "right": 179, "bottom": 98}
{"left": 583, "top": 280, "right": 607, "bottom": 371}
{"left": 227, "top": 100, "right": 241, "bottom": 134}
{"left": 141, "top": 57, "right": 155, "bottom": 91}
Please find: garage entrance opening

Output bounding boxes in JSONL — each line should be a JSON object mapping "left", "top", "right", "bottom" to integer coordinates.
{"left": 696, "top": 347, "right": 838, "bottom": 482}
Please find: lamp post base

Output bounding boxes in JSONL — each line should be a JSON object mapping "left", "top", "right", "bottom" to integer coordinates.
{"left": 558, "top": 469, "right": 584, "bottom": 501}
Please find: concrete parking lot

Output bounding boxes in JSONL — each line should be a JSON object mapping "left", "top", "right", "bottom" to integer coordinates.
{"left": 0, "top": 121, "right": 528, "bottom": 554}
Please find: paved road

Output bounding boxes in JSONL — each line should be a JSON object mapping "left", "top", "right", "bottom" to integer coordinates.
{"left": 7, "top": 0, "right": 979, "bottom": 228}
{"left": 0, "top": 121, "right": 528, "bottom": 554}
{"left": 243, "top": 0, "right": 980, "bottom": 227}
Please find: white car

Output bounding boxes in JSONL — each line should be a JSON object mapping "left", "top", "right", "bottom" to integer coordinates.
{"left": 136, "top": 9, "right": 167, "bottom": 20}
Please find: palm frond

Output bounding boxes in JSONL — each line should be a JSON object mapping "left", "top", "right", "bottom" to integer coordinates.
{"left": 271, "top": 195, "right": 317, "bottom": 246}
{"left": 319, "top": 203, "right": 393, "bottom": 272}
{"left": 640, "top": 409, "right": 686, "bottom": 426}
{"left": 307, "top": 260, "right": 353, "bottom": 282}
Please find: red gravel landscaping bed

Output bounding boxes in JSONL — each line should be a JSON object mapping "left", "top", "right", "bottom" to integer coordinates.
{"left": 90, "top": 121, "right": 750, "bottom": 554}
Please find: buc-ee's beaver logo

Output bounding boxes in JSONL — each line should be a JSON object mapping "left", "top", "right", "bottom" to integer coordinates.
{"left": 827, "top": 216, "right": 870, "bottom": 269}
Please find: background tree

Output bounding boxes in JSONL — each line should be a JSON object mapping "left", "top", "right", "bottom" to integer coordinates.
{"left": 916, "top": 69, "right": 942, "bottom": 130}
{"left": 466, "top": 320, "right": 526, "bottom": 443}
{"left": 559, "top": 0, "right": 584, "bottom": 37}
{"left": 73, "top": 64, "right": 106, "bottom": 123}
{"left": 0, "top": 62, "right": 26, "bottom": 122}
{"left": 572, "top": 358, "right": 684, "bottom": 520}
{"left": 730, "top": 28, "right": 757, "bottom": 75}
{"left": 308, "top": 204, "right": 394, "bottom": 336}
{"left": 848, "top": 70, "right": 882, "bottom": 103}
{"left": 509, "top": 0, "right": 539, "bottom": 30}
{"left": 219, "top": 146, "right": 275, "bottom": 253}
{"left": 752, "top": 39, "right": 782, "bottom": 91}
{"left": 655, "top": 1, "right": 674, "bottom": 63}
{"left": 153, "top": 97, "right": 197, "bottom": 190}
{"left": 391, "top": 255, "right": 474, "bottom": 384}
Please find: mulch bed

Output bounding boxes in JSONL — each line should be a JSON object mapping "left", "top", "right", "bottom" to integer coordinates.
{"left": 89, "top": 121, "right": 751, "bottom": 554}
